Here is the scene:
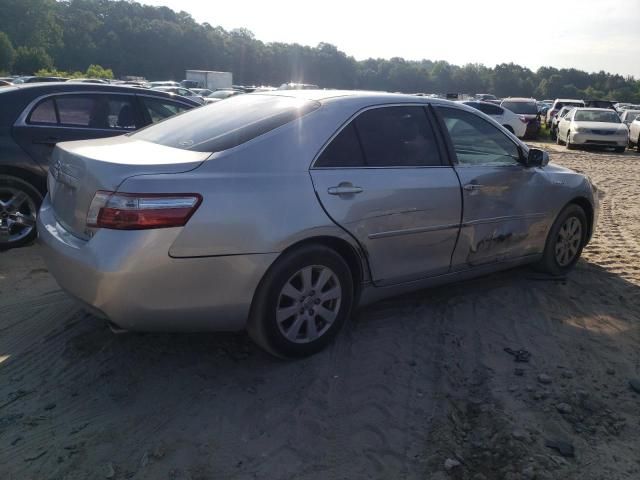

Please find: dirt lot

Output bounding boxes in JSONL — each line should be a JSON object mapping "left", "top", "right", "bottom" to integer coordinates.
{"left": 2, "top": 143, "right": 640, "bottom": 480}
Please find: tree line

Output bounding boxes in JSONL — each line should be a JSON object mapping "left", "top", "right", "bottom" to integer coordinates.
{"left": 1, "top": 0, "right": 639, "bottom": 102}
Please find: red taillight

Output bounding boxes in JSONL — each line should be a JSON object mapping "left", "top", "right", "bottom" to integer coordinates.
{"left": 87, "top": 191, "right": 202, "bottom": 230}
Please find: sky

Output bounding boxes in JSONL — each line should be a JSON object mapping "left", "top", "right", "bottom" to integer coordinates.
{"left": 140, "top": 0, "right": 640, "bottom": 78}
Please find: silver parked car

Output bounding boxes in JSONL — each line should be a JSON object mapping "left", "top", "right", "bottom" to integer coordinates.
{"left": 38, "top": 91, "right": 599, "bottom": 357}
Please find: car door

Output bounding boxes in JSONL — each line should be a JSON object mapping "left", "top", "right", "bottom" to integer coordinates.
{"left": 434, "top": 106, "right": 550, "bottom": 269}
{"left": 12, "top": 93, "right": 140, "bottom": 169}
{"left": 310, "top": 105, "right": 462, "bottom": 286}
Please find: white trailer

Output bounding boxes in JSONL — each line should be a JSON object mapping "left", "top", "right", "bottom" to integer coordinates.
{"left": 185, "top": 70, "right": 233, "bottom": 90}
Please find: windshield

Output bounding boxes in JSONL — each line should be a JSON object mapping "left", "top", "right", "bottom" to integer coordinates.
{"left": 501, "top": 101, "right": 537, "bottom": 114}
{"left": 574, "top": 110, "right": 621, "bottom": 123}
{"left": 132, "top": 94, "right": 320, "bottom": 152}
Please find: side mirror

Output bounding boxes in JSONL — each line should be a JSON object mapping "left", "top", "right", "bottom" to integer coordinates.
{"left": 525, "top": 148, "right": 549, "bottom": 167}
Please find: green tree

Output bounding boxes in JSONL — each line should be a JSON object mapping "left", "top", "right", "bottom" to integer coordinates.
{"left": 13, "top": 46, "right": 53, "bottom": 74}
{"left": 85, "top": 64, "right": 113, "bottom": 79}
{"left": 0, "top": 31, "right": 16, "bottom": 73}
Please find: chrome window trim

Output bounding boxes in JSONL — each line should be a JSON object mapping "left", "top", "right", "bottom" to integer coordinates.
{"left": 310, "top": 102, "right": 448, "bottom": 170}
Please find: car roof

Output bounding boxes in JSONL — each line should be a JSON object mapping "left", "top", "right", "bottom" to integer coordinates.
{"left": 501, "top": 97, "right": 536, "bottom": 102}
{"left": 253, "top": 89, "right": 449, "bottom": 104}
{"left": 572, "top": 107, "right": 616, "bottom": 111}
{"left": 554, "top": 98, "right": 584, "bottom": 103}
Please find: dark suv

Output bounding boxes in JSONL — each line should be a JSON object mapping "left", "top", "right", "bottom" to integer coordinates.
{"left": 0, "top": 83, "right": 199, "bottom": 249}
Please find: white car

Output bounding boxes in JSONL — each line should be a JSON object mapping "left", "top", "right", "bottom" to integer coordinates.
{"left": 629, "top": 118, "right": 640, "bottom": 151}
{"left": 461, "top": 101, "right": 527, "bottom": 138}
{"left": 557, "top": 108, "right": 628, "bottom": 152}
{"left": 620, "top": 109, "right": 640, "bottom": 128}
{"left": 546, "top": 98, "right": 585, "bottom": 128}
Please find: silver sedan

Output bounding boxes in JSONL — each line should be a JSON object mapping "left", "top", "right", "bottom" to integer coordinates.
{"left": 38, "top": 91, "right": 599, "bottom": 357}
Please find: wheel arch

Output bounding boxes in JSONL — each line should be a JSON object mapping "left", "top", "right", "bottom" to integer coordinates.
{"left": 0, "top": 165, "right": 47, "bottom": 195}
{"left": 277, "top": 235, "right": 367, "bottom": 297}
{"left": 567, "top": 196, "right": 594, "bottom": 242}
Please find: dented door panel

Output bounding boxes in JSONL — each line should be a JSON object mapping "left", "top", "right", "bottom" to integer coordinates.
{"left": 451, "top": 165, "right": 552, "bottom": 269}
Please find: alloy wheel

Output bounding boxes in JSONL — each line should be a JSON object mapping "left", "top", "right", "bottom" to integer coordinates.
{"left": 0, "top": 187, "right": 37, "bottom": 245}
{"left": 275, "top": 265, "right": 342, "bottom": 344}
{"left": 554, "top": 216, "right": 582, "bottom": 267}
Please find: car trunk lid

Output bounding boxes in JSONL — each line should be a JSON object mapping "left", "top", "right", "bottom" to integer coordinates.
{"left": 48, "top": 136, "right": 210, "bottom": 239}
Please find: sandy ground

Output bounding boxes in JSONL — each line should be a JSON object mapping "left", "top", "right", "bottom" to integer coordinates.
{"left": 2, "top": 143, "right": 640, "bottom": 480}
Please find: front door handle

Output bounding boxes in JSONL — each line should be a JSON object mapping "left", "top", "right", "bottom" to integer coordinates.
{"left": 463, "top": 184, "right": 485, "bottom": 191}
{"left": 327, "top": 184, "right": 364, "bottom": 195}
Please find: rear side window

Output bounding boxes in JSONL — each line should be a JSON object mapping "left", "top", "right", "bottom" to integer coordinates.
{"left": 27, "top": 95, "right": 137, "bottom": 130}
{"left": 28, "top": 99, "right": 57, "bottom": 124}
{"left": 315, "top": 106, "right": 442, "bottom": 168}
{"left": 316, "top": 123, "right": 365, "bottom": 167}
{"left": 140, "top": 97, "right": 191, "bottom": 124}
{"left": 477, "top": 103, "right": 503, "bottom": 116}
{"left": 355, "top": 106, "right": 442, "bottom": 167}
{"left": 133, "top": 94, "right": 320, "bottom": 152}
{"left": 56, "top": 96, "right": 94, "bottom": 126}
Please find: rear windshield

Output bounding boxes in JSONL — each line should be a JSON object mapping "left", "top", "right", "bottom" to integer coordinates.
{"left": 574, "top": 110, "right": 621, "bottom": 123}
{"left": 501, "top": 101, "right": 537, "bottom": 114}
{"left": 132, "top": 94, "right": 320, "bottom": 152}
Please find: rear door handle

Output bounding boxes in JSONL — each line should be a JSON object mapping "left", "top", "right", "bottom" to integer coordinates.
{"left": 328, "top": 184, "right": 364, "bottom": 195}
{"left": 463, "top": 184, "right": 485, "bottom": 191}
{"left": 34, "top": 137, "right": 60, "bottom": 145}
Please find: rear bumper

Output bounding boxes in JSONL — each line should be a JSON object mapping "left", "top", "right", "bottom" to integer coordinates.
{"left": 571, "top": 133, "right": 627, "bottom": 147}
{"left": 37, "top": 196, "right": 278, "bottom": 332}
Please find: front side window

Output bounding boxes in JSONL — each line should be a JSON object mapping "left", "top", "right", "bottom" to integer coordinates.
{"left": 437, "top": 107, "right": 521, "bottom": 166}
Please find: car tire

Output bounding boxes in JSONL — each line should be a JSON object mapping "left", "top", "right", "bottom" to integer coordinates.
{"left": 0, "top": 175, "right": 42, "bottom": 250}
{"left": 566, "top": 131, "right": 576, "bottom": 150}
{"left": 614, "top": 146, "right": 625, "bottom": 153}
{"left": 247, "top": 244, "right": 354, "bottom": 358}
{"left": 536, "top": 204, "right": 587, "bottom": 276}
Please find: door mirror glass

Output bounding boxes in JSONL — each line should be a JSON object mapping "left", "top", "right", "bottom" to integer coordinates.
{"left": 525, "top": 148, "right": 549, "bottom": 167}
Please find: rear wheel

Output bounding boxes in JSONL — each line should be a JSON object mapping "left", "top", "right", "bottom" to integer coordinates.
{"left": 536, "top": 204, "right": 587, "bottom": 276}
{"left": 614, "top": 146, "right": 625, "bottom": 153}
{"left": 0, "top": 175, "right": 42, "bottom": 250}
{"left": 248, "top": 244, "right": 354, "bottom": 358}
